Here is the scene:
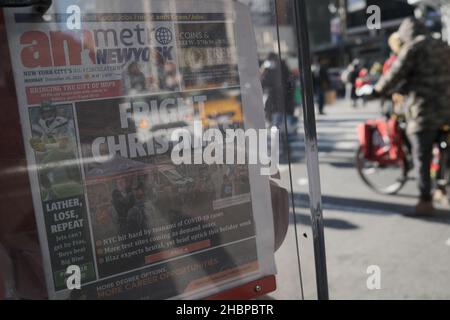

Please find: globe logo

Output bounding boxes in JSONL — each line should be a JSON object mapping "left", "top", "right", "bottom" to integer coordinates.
{"left": 155, "top": 27, "right": 173, "bottom": 45}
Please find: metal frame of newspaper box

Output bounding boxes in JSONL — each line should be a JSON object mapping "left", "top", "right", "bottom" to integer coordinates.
{"left": 206, "top": 275, "right": 276, "bottom": 300}
{"left": 292, "top": 0, "right": 329, "bottom": 300}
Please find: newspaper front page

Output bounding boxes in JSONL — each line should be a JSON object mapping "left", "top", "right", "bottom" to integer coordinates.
{"left": 4, "top": 0, "right": 276, "bottom": 299}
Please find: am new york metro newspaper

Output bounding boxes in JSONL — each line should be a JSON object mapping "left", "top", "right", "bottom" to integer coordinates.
{"left": 4, "top": 0, "right": 276, "bottom": 299}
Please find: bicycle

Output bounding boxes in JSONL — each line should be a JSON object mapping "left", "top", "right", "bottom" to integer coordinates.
{"left": 355, "top": 113, "right": 450, "bottom": 196}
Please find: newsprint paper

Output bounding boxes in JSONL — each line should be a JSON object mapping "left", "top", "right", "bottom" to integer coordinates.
{"left": 4, "top": 0, "right": 276, "bottom": 299}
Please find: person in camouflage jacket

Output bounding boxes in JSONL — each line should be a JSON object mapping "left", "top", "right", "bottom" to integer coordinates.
{"left": 375, "top": 18, "right": 450, "bottom": 214}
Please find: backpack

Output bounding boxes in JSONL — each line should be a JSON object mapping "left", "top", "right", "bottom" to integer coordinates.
{"left": 357, "top": 118, "right": 404, "bottom": 162}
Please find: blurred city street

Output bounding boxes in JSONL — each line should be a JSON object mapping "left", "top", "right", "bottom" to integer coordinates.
{"left": 273, "top": 98, "right": 450, "bottom": 299}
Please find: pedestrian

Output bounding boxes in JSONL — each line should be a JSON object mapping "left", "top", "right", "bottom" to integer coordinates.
{"left": 261, "top": 52, "right": 295, "bottom": 122}
{"left": 375, "top": 18, "right": 450, "bottom": 215}
{"left": 383, "top": 32, "right": 402, "bottom": 74}
{"left": 312, "top": 57, "right": 330, "bottom": 115}
{"left": 342, "top": 59, "right": 361, "bottom": 107}
{"left": 261, "top": 52, "right": 295, "bottom": 157}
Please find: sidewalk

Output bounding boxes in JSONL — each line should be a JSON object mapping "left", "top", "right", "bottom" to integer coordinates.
{"left": 273, "top": 98, "right": 450, "bottom": 299}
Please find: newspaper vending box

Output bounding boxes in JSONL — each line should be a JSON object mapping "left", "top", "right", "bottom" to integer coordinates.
{"left": 0, "top": 0, "right": 327, "bottom": 300}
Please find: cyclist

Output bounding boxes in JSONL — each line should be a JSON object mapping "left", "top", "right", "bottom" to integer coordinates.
{"left": 375, "top": 18, "right": 450, "bottom": 215}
